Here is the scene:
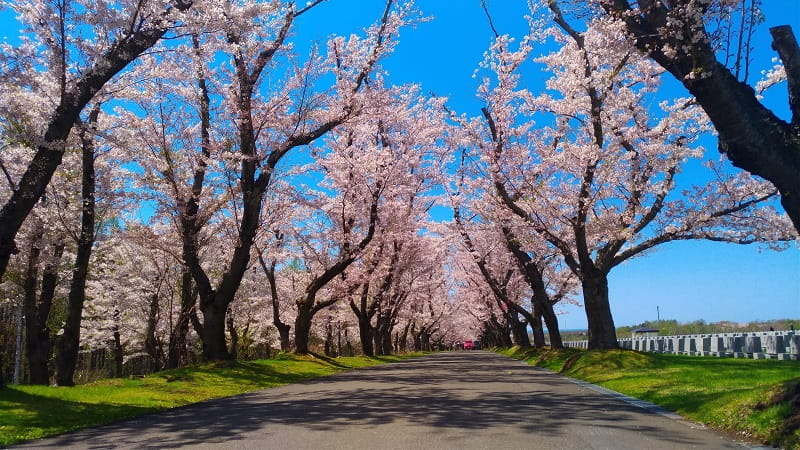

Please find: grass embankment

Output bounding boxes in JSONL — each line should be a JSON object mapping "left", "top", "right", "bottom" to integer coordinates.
{"left": 0, "top": 353, "right": 417, "bottom": 446}
{"left": 498, "top": 346, "right": 800, "bottom": 448}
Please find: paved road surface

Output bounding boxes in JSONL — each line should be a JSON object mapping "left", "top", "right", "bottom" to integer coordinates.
{"left": 16, "top": 352, "right": 751, "bottom": 449}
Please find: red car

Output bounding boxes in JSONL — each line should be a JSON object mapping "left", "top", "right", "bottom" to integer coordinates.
{"left": 463, "top": 340, "right": 474, "bottom": 350}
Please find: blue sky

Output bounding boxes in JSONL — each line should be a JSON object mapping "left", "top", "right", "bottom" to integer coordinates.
{"left": 1, "top": 0, "right": 797, "bottom": 330}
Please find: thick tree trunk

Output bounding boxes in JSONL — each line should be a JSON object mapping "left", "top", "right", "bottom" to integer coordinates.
{"left": 412, "top": 332, "right": 422, "bottom": 352}
{"left": 199, "top": 301, "right": 230, "bottom": 361}
{"left": 509, "top": 314, "right": 531, "bottom": 348}
{"left": 372, "top": 326, "right": 382, "bottom": 356}
{"left": 582, "top": 274, "right": 618, "bottom": 350}
{"left": 22, "top": 234, "right": 44, "bottom": 384}
{"left": 381, "top": 330, "right": 392, "bottom": 355}
{"left": 293, "top": 302, "right": 314, "bottom": 355}
{"left": 358, "top": 317, "right": 374, "bottom": 357}
{"left": 276, "top": 323, "right": 291, "bottom": 353}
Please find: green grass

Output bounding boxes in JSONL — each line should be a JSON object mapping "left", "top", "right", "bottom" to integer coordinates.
{"left": 498, "top": 346, "right": 800, "bottom": 448}
{"left": 0, "top": 353, "right": 419, "bottom": 446}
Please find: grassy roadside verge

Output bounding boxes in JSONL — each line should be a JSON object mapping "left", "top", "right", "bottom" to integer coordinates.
{"left": 497, "top": 346, "right": 800, "bottom": 448}
{"left": 0, "top": 353, "right": 420, "bottom": 446}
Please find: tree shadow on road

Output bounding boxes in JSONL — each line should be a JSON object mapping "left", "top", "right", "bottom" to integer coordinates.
{"left": 14, "top": 352, "right": 735, "bottom": 449}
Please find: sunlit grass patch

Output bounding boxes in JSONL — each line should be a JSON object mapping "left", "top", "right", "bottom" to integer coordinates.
{"left": 499, "top": 347, "right": 800, "bottom": 448}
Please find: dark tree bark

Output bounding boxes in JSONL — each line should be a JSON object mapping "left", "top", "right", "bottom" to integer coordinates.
{"left": 22, "top": 230, "right": 43, "bottom": 383}
{"left": 0, "top": 0, "right": 195, "bottom": 280}
{"left": 199, "top": 301, "right": 229, "bottom": 361}
{"left": 508, "top": 312, "right": 531, "bottom": 348}
{"left": 144, "top": 293, "right": 164, "bottom": 371}
{"left": 226, "top": 308, "right": 238, "bottom": 360}
{"left": 55, "top": 106, "right": 99, "bottom": 386}
{"left": 258, "top": 253, "right": 291, "bottom": 352}
{"left": 167, "top": 270, "right": 195, "bottom": 369}
{"left": 356, "top": 310, "right": 375, "bottom": 356}
{"left": 398, "top": 321, "right": 411, "bottom": 352}
{"left": 601, "top": 1, "right": 800, "bottom": 232}
{"left": 25, "top": 240, "right": 64, "bottom": 385}
{"left": 582, "top": 271, "right": 618, "bottom": 350}
{"left": 293, "top": 300, "right": 316, "bottom": 355}
{"left": 323, "top": 321, "right": 334, "bottom": 357}
{"left": 531, "top": 308, "right": 545, "bottom": 348}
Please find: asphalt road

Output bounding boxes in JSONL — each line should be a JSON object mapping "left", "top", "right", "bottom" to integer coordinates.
{"left": 16, "top": 351, "right": 752, "bottom": 449}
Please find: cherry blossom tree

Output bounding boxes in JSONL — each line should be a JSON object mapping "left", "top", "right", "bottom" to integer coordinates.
{"left": 469, "top": 11, "right": 795, "bottom": 349}
{"left": 589, "top": 0, "right": 800, "bottom": 232}
{"left": 112, "top": 0, "right": 419, "bottom": 360}
{"left": 0, "top": 0, "right": 197, "bottom": 280}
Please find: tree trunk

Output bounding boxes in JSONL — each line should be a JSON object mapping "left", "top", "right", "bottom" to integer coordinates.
{"left": 199, "top": 301, "right": 230, "bottom": 361}
{"left": 22, "top": 233, "right": 44, "bottom": 384}
{"left": 420, "top": 332, "right": 430, "bottom": 352}
{"left": 531, "top": 309, "right": 545, "bottom": 348}
{"left": 372, "top": 326, "right": 382, "bottom": 356}
{"left": 509, "top": 313, "right": 531, "bottom": 348}
{"left": 540, "top": 302, "right": 563, "bottom": 349}
{"left": 412, "top": 331, "right": 422, "bottom": 352}
{"left": 323, "top": 322, "right": 334, "bottom": 357}
{"left": 276, "top": 323, "right": 291, "bottom": 353}
{"left": 582, "top": 273, "right": 618, "bottom": 350}
{"left": 399, "top": 322, "right": 410, "bottom": 352}
{"left": 55, "top": 111, "right": 98, "bottom": 387}
{"left": 293, "top": 301, "right": 314, "bottom": 355}
{"left": 112, "top": 309, "right": 123, "bottom": 377}
{"left": 358, "top": 316, "right": 374, "bottom": 357}
{"left": 337, "top": 325, "right": 343, "bottom": 357}
{"left": 502, "top": 227, "right": 564, "bottom": 349}
{"left": 262, "top": 259, "right": 291, "bottom": 352}
{"left": 380, "top": 328, "right": 392, "bottom": 355}
{"left": 144, "top": 293, "right": 164, "bottom": 371}
{"left": 344, "top": 328, "right": 353, "bottom": 357}
{"left": 167, "top": 270, "right": 194, "bottom": 369}
{"left": 226, "top": 309, "right": 238, "bottom": 360}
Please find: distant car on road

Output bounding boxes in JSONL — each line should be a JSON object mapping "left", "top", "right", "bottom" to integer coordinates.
{"left": 463, "top": 340, "right": 474, "bottom": 350}
{"left": 472, "top": 341, "right": 481, "bottom": 350}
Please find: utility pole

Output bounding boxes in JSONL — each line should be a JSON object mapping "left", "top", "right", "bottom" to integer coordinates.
{"left": 657, "top": 305, "right": 660, "bottom": 322}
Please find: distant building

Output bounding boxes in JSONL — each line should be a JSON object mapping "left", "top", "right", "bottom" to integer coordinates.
{"left": 632, "top": 327, "right": 659, "bottom": 338}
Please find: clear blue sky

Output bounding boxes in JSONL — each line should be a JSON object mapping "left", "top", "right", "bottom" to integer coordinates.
{"left": 2, "top": 0, "right": 797, "bottom": 330}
